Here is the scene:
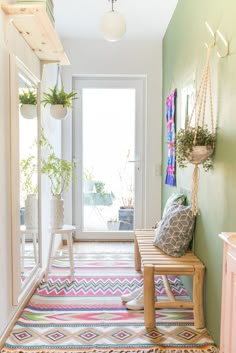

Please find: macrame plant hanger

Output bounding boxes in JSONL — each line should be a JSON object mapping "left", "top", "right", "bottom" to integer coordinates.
{"left": 56, "top": 64, "right": 63, "bottom": 90}
{"left": 186, "top": 45, "right": 215, "bottom": 215}
{"left": 49, "top": 64, "right": 69, "bottom": 120}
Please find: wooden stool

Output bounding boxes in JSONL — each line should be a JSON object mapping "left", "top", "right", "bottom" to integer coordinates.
{"left": 134, "top": 229, "right": 205, "bottom": 329}
{"left": 45, "top": 225, "right": 75, "bottom": 281}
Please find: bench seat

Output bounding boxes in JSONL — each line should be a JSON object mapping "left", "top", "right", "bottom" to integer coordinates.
{"left": 134, "top": 229, "right": 205, "bottom": 329}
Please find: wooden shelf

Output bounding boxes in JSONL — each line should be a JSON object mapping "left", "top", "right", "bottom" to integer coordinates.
{"left": 1, "top": 4, "right": 69, "bottom": 65}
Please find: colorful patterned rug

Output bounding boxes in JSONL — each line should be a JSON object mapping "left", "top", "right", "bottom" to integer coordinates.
{"left": 2, "top": 249, "right": 219, "bottom": 353}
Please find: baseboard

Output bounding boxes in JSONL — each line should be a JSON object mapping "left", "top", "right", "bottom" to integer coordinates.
{"left": 0, "top": 269, "right": 45, "bottom": 349}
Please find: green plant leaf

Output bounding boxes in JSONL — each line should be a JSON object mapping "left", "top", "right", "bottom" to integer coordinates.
{"left": 19, "top": 89, "right": 37, "bottom": 106}
{"left": 41, "top": 85, "right": 78, "bottom": 108}
{"left": 176, "top": 125, "right": 216, "bottom": 171}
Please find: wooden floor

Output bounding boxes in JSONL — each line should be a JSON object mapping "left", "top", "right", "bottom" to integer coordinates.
{"left": 72, "top": 241, "right": 134, "bottom": 254}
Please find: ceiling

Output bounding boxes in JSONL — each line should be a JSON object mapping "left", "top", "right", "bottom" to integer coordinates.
{"left": 53, "top": 0, "right": 178, "bottom": 40}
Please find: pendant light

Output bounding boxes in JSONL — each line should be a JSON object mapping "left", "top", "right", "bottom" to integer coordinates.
{"left": 101, "top": 0, "right": 126, "bottom": 42}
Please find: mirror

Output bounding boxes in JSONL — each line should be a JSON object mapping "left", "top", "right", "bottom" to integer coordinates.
{"left": 10, "top": 55, "right": 41, "bottom": 304}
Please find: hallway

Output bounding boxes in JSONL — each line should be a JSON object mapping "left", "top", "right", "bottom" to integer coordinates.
{"left": 1, "top": 242, "right": 218, "bottom": 353}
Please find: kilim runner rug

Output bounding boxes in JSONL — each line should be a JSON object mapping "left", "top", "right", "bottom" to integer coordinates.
{"left": 1, "top": 245, "right": 219, "bottom": 353}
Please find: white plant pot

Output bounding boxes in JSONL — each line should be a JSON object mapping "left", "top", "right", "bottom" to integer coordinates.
{"left": 25, "top": 194, "right": 38, "bottom": 229}
{"left": 50, "top": 194, "right": 64, "bottom": 229}
{"left": 83, "top": 180, "right": 95, "bottom": 193}
{"left": 50, "top": 105, "right": 68, "bottom": 120}
{"left": 187, "top": 145, "right": 214, "bottom": 165}
{"left": 107, "top": 221, "right": 120, "bottom": 231}
{"left": 20, "top": 104, "right": 37, "bottom": 119}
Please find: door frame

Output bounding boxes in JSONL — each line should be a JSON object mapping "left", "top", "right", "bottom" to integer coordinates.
{"left": 72, "top": 75, "right": 147, "bottom": 241}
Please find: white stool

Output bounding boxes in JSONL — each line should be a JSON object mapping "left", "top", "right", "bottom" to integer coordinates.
{"left": 20, "top": 225, "right": 38, "bottom": 274}
{"left": 45, "top": 225, "right": 76, "bottom": 281}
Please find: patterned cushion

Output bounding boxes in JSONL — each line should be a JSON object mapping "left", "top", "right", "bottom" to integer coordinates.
{"left": 154, "top": 193, "right": 186, "bottom": 229}
{"left": 162, "top": 193, "right": 186, "bottom": 218}
{"left": 153, "top": 204, "right": 195, "bottom": 257}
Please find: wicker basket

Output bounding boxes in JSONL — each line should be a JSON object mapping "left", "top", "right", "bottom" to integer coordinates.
{"left": 187, "top": 145, "right": 214, "bottom": 165}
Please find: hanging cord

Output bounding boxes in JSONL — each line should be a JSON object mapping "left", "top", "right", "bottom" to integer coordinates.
{"left": 55, "top": 64, "right": 63, "bottom": 90}
{"left": 208, "top": 60, "right": 215, "bottom": 134}
{"left": 192, "top": 165, "right": 200, "bottom": 215}
{"left": 187, "top": 46, "right": 214, "bottom": 140}
{"left": 185, "top": 46, "right": 215, "bottom": 215}
{"left": 187, "top": 61, "right": 208, "bottom": 130}
{"left": 111, "top": 0, "right": 116, "bottom": 11}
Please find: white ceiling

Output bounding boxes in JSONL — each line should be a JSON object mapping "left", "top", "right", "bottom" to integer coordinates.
{"left": 53, "top": 0, "right": 178, "bottom": 40}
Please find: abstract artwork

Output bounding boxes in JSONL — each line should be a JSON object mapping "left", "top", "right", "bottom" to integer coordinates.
{"left": 165, "top": 89, "right": 177, "bottom": 186}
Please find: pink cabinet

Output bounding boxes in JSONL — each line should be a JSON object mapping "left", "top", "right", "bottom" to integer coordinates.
{"left": 219, "top": 233, "right": 236, "bottom": 353}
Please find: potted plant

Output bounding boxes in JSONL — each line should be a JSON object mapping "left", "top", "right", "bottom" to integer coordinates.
{"left": 20, "top": 153, "right": 38, "bottom": 229}
{"left": 94, "top": 180, "right": 105, "bottom": 194}
{"left": 107, "top": 217, "right": 120, "bottom": 231}
{"left": 119, "top": 193, "right": 134, "bottom": 231}
{"left": 40, "top": 130, "right": 76, "bottom": 228}
{"left": 176, "top": 125, "right": 216, "bottom": 172}
{"left": 83, "top": 168, "right": 95, "bottom": 193}
{"left": 41, "top": 85, "right": 78, "bottom": 120}
{"left": 117, "top": 149, "right": 135, "bottom": 230}
{"left": 19, "top": 88, "right": 37, "bottom": 119}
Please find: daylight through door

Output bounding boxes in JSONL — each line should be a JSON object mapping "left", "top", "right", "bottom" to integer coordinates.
{"left": 73, "top": 77, "right": 145, "bottom": 240}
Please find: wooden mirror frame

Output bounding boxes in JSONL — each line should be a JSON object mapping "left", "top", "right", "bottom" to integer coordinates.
{"left": 10, "top": 54, "right": 42, "bottom": 305}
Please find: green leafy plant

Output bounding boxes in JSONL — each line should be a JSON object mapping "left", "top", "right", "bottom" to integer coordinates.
{"left": 83, "top": 168, "right": 94, "bottom": 181}
{"left": 176, "top": 125, "right": 216, "bottom": 171}
{"left": 41, "top": 85, "right": 78, "bottom": 108}
{"left": 19, "top": 89, "right": 37, "bottom": 106}
{"left": 40, "top": 130, "right": 76, "bottom": 195}
{"left": 20, "top": 154, "right": 38, "bottom": 195}
{"left": 94, "top": 181, "right": 105, "bottom": 194}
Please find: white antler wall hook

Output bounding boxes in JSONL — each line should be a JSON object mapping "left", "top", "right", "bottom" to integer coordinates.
{"left": 216, "top": 30, "right": 229, "bottom": 58}
{"left": 204, "top": 21, "right": 216, "bottom": 49}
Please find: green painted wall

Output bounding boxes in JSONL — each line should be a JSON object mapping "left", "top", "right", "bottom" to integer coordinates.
{"left": 162, "top": 0, "right": 236, "bottom": 346}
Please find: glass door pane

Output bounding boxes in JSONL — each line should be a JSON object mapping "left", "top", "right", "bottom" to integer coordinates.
{"left": 82, "top": 88, "right": 135, "bottom": 232}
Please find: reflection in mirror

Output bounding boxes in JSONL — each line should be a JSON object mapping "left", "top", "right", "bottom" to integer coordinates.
{"left": 11, "top": 55, "right": 41, "bottom": 305}
{"left": 19, "top": 72, "right": 38, "bottom": 286}
{"left": 18, "top": 68, "right": 39, "bottom": 288}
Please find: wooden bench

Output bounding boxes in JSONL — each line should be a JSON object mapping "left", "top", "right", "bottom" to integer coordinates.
{"left": 134, "top": 229, "right": 205, "bottom": 329}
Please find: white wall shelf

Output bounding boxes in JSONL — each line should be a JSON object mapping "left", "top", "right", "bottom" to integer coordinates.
{"left": 1, "top": 4, "right": 69, "bottom": 65}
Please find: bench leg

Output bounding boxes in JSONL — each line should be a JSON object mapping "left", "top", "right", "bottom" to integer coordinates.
{"left": 134, "top": 237, "right": 141, "bottom": 271}
{"left": 193, "top": 265, "right": 205, "bottom": 329}
{"left": 144, "top": 265, "right": 156, "bottom": 328}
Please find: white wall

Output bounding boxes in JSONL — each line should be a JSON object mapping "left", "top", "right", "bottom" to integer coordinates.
{"left": 0, "top": 5, "right": 13, "bottom": 338}
{"left": 0, "top": 4, "right": 41, "bottom": 338}
{"left": 0, "top": 4, "right": 60, "bottom": 339}
{"left": 62, "top": 38, "right": 162, "bottom": 228}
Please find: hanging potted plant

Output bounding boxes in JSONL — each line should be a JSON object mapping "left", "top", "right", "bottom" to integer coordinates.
{"left": 19, "top": 88, "right": 37, "bottom": 119}
{"left": 41, "top": 65, "right": 78, "bottom": 120}
{"left": 40, "top": 131, "right": 76, "bottom": 228}
{"left": 41, "top": 85, "right": 78, "bottom": 120}
{"left": 176, "top": 125, "right": 216, "bottom": 172}
{"left": 175, "top": 46, "right": 216, "bottom": 215}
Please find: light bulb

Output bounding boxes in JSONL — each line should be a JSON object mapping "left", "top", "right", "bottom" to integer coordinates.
{"left": 101, "top": 10, "right": 126, "bottom": 42}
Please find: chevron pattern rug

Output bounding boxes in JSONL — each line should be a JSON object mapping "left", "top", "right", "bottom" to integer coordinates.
{"left": 2, "top": 247, "right": 219, "bottom": 353}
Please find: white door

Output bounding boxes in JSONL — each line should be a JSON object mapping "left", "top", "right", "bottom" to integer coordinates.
{"left": 73, "top": 77, "right": 146, "bottom": 240}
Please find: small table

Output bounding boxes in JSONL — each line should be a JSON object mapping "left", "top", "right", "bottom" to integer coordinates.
{"left": 45, "top": 225, "right": 76, "bottom": 281}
